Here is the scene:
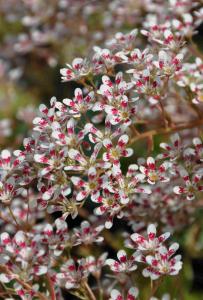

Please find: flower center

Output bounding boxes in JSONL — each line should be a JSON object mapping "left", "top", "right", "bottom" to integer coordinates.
{"left": 121, "top": 111, "right": 129, "bottom": 119}
{"left": 110, "top": 148, "right": 120, "bottom": 159}
{"left": 89, "top": 182, "right": 97, "bottom": 190}
{"left": 148, "top": 172, "right": 159, "bottom": 182}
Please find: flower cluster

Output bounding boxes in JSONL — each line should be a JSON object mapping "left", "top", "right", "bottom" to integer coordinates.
{"left": 107, "top": 224, "right": 182, "bottom": 281}
{"left": 0, "top": 1, "right": 203, "bottom": 299}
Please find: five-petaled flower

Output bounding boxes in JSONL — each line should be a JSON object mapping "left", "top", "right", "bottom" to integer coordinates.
{"left": 173, "top": 168, "right": 203, "bottom": 200}
{"left": 142, "top": 243, "right": 182, "bottom": 280}
{"left": 103, "top": 135, "right": 133, "bottom": 166}
{"left": 106, "top": 249, "right": 138, "bottom": 273}
{"left": 73, "top": 221, "right": 104, "bottom": 246}
{"left": 128, "top": 224, "right": 170, "bottom": 252}
{"left": 60, "top": 58, "right": 90, "bottom": 82}
{"left": 63, "top": 88, "right": 94, "bottom": 117}
{"left": 140, "top": 157, "right": 171, "bottom": 184}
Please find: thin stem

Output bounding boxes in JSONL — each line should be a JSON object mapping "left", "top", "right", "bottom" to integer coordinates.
{"left": 69, "top": 290, "right": 86, "bottom": 300}
{"left": 0, "top": 282, "right": 16, "bottom": 298}
{"left": 46, "top": 273, "right": 56, "bottom": 300}
{"left": 147, "top": 277, "right": 163, "bottom": 300}
{"left": 82, "top": 281, "right": 96, "bottom": 300}
{"left": 130, "top": 124, "right": 140, "bottom": 137}
{"left": 0, "top": 212, "right": 16, "bottom": 227}
{"left": 158, "top": 99, "right": 170, "bottom": 128}
{"left": 89, "top": 77, "right": 97, "bottom": 90}
{"left": 96, "top": 277, "right": 103, "bottom": 300}
{"left": 0, "top": 266, "right": 48, "bottom": 300}
{"left": 79, "top": 78, "right": 93, "bottom": 92}
{"left": 130, "top": 118, "right": 203, "bottom": 146}
{"left": 158, "top": 77, "right": 172, "bottom": 128}
{"left": 8, "top": 206, "right": 20, "bottom": 229}
{"left": 188, "top": 36, "right": 203, "bottom": 60}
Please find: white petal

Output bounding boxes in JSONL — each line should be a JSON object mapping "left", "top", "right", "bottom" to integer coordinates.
{"left": 117, "top": 249, "right": 127, "bottom": 262}
{"left": 103, "top": 138, "right": 113, "bottom": 149}
{"left": 1, "top": 149, "right": 11, "bottom": 160}
{"left": 117, "top": 134, "right": 129, "bottom": 148}
{"left": 173, "top": 186, "right": 184, "bottom": 195}
{"left": 1, "top": 232, "right": 11, "bottom": 245}
{"left": 169, "top": 242, "right": 179, "bottom": 255}
{"left": 105, "top": 258, "right": 116, "bottom": 267}
{"left": 127, "top": 287, "right": 139, "bottom": 299}
{"left": 110, "top": 289, "right": 122, "bottom": 300}
{"left": 147, "top": 157, "right": 155, "bottom": 169}
{"left": 14, "top": 231, "right": 26, "bottom": 247}
{"left": 147, "top": 224, "right": 156, "bottom": 238}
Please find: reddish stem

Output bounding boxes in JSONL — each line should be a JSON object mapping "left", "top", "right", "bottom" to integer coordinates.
{"left": 46, "top": 273, "right": 56, "bottom": 300}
